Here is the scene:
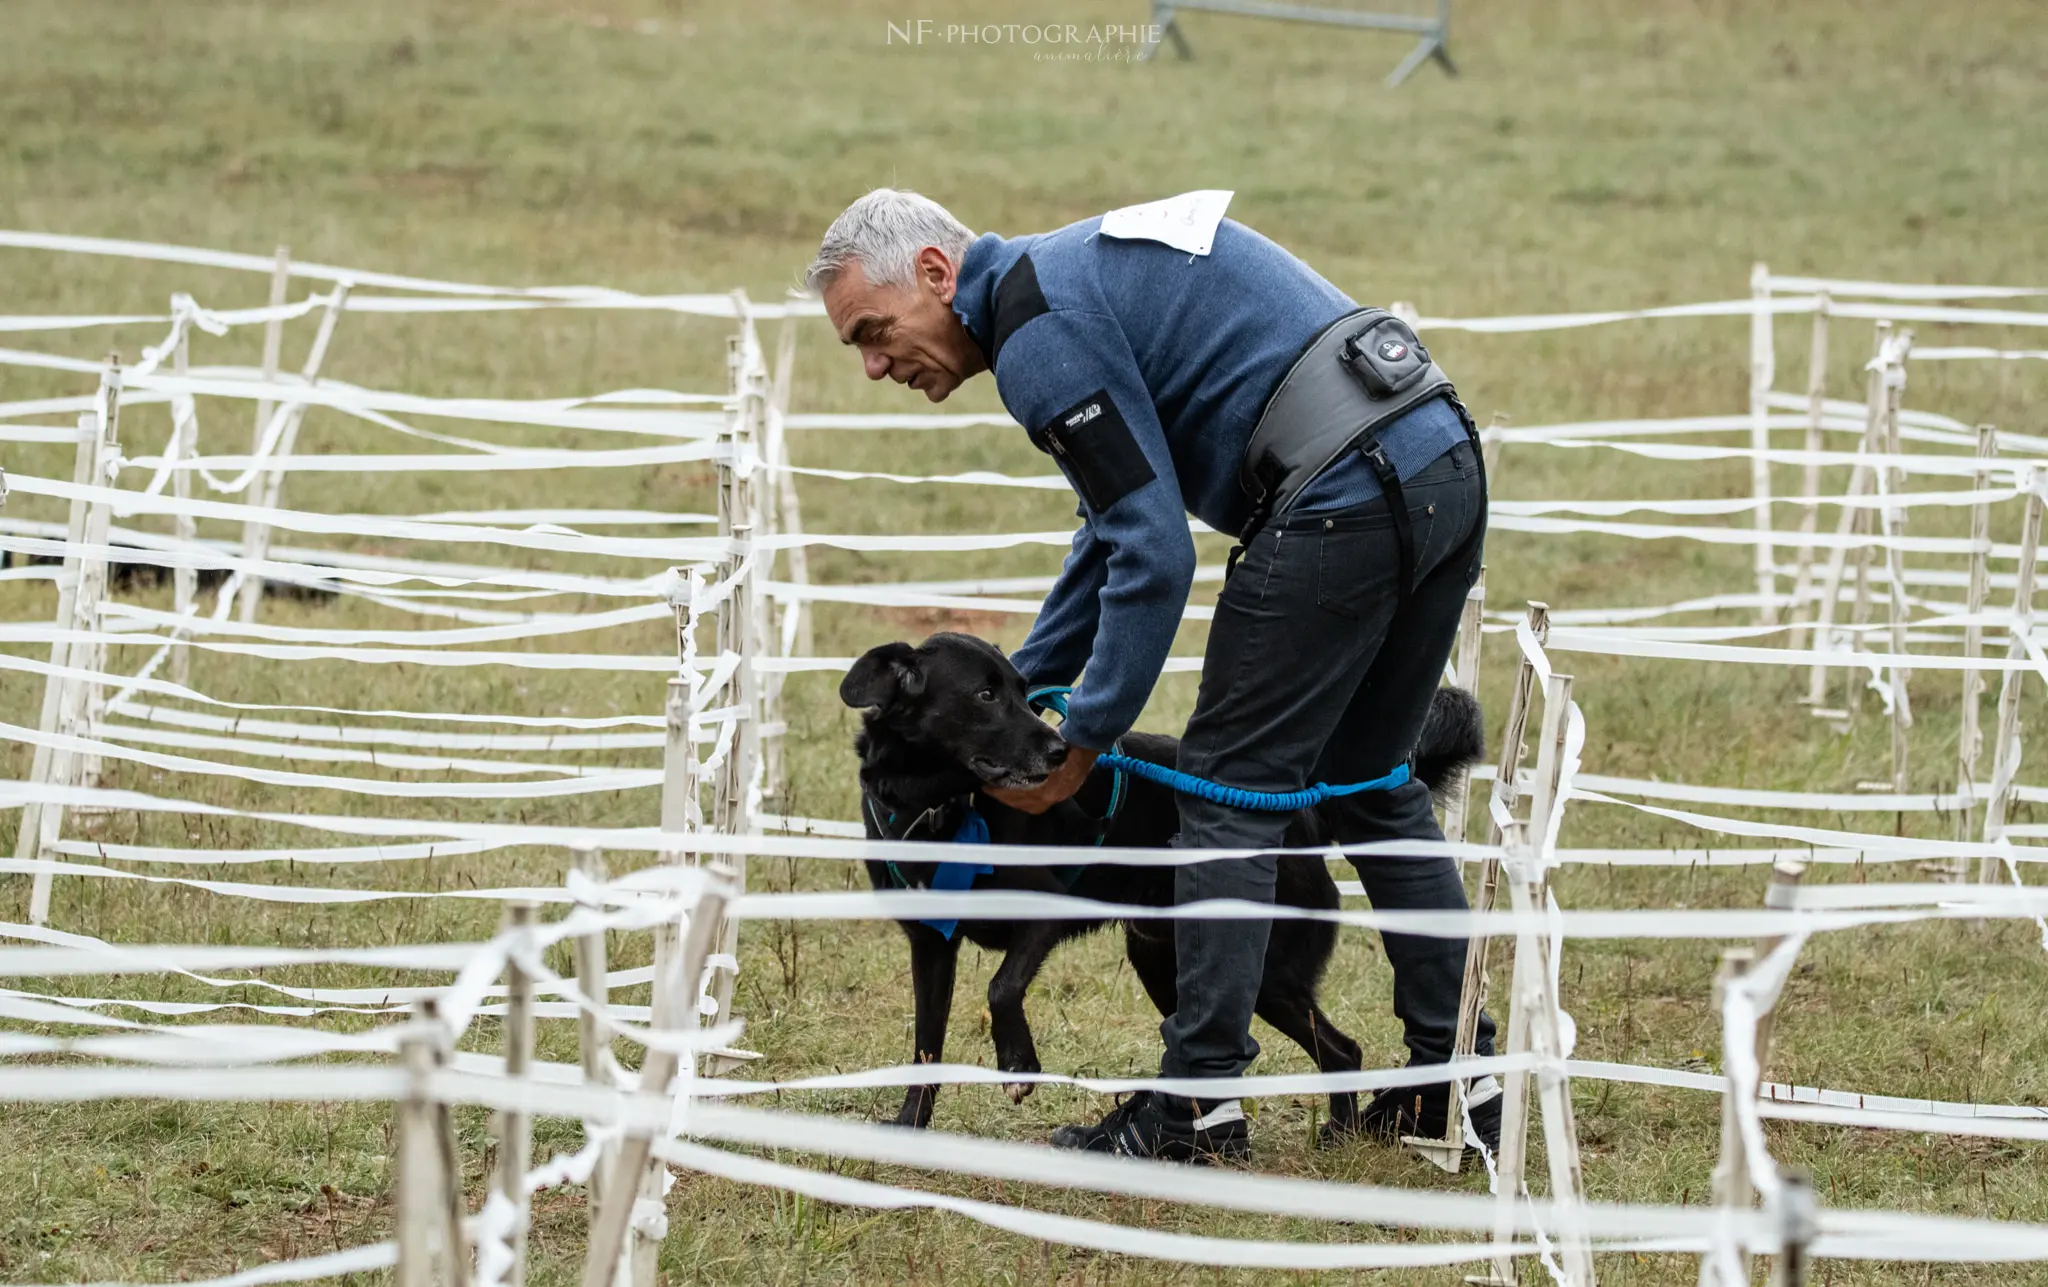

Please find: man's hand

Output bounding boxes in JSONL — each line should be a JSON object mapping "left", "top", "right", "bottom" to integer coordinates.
{"left": 983, "top": 745, "right": 1100, "bottom": 816}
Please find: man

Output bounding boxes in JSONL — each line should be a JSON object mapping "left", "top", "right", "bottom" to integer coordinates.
{"left": 805, "top": 188, "right": 1498, "bottom": 1164}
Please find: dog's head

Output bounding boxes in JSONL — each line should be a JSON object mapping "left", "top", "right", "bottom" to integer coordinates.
{"left": 840, "top": 633, "right": 1070, "bottom": 796}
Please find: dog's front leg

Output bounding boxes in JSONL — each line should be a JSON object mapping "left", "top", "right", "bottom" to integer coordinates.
{"left": 986, "top": 921, "right": 1065, "bottom": 1104}
{"left": 895, "top": 927, "right": 961, "bottom": 1128}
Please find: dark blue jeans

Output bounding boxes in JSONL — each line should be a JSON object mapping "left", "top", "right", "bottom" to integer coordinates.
{"left": 1160, "top": 436, "right": 1496, "bottom": 1079}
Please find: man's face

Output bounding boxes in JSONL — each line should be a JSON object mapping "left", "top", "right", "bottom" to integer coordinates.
{"left": 822, "top": 248, "right": 986, "bottom": 403}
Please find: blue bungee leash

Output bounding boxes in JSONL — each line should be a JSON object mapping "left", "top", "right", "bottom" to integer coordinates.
{"left": 1025, "top": 686, "right": 1410, "bottom": 812}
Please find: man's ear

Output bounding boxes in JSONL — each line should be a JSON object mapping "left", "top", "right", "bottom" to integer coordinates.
{"left": 839, "top": 641, "right": 924, "bottom": 713}
{"left": 918, "top": 244, "right": 958, "bottom": 302}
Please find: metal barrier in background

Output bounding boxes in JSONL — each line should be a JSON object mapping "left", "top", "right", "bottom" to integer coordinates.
{"left": 1139, "top": 0, "right": 1455, "bottom": 86}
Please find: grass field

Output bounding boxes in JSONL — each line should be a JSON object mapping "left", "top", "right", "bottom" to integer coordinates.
{"left": 3, "top": 0, "right": 2048, "bottom": 1282}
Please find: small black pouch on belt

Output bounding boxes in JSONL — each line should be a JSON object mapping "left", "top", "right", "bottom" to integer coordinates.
{"left": 1336, "top": 314, "right": 1433, "bottom": 399}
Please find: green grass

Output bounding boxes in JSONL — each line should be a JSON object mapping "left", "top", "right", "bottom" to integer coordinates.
{"left": 3, "top": 0, "right": 2048, "bottom": 1282}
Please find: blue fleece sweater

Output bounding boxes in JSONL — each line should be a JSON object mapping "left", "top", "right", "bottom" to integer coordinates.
{"left": 952, "top": 214, "right": 1466, "bottom": 750}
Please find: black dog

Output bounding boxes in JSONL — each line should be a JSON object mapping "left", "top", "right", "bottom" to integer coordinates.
{"left": 2, "top": 545, "right": 338, "bottom": 602}
{"left": 841, "top": 631, "right": 1484, "bottom": 1134}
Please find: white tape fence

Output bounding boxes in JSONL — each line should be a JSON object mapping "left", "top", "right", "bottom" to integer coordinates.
{"left": 1, "top": 232, "right": 2046, "bottom": 1284}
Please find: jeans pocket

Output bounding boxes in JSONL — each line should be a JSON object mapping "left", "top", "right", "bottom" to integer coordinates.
{"left": 1316, "top": 531, "right": 1359, "bottom": 619}
{"left": 1314, "top": 520, "right": 1403, "bottom": 620}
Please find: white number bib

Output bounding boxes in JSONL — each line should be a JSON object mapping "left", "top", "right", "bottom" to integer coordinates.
{"left": 1098, "top": 189, "right": 1235, "bottom": 257}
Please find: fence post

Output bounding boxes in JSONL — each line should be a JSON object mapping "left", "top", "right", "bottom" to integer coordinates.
{"left": 234, "top": 247, "right": 289, "bottom": 615}
{"left": 1524, "top": 672, "right": 1572, "bottom": 844}
{"left": 624, "top": 663, "right": 703, "bottom": 1287}
{"left": 1481, "top": 410, "right": 1508, "bottom": 481}
{"left": 1845, "top": 333, "right": 1897, "bottom": 645}
{"left": 1873, "top": 334, "right": 1916, "bottom": 788}
{"left": 420, "top": 998, "right": 473, "bottom": 1287}
{"left": 400, "top": 998, "right": 470, "bottom": 1287}
{"left": 724, "top": 326, "right": 764, "bottom": 840}
{"left": 1749, "top": 262, "right": 1777, "bottom": 625}
{"left": 74, "top": 359, "right": 124, "bottom": 794}
{"left": 238, "top": 280, "right": 349, "bottom": 621}
{"left": 1705, "top": 948, "right": 1759, "bottom": 1286}
{"left": 570, "top": 843, "right": 616, "bottom": 1236}
{"left": 1410, "top": 601, "right": 1544, "bottom": 1174}
{"left": 170, "top": 326, "right": 197, "bottom": 687}
{"left": 725, "top": 294, "right": 772, "bottom": 779}
{"left": 1804, "top": 321, "right": 1892, "bottom": 710}
{"left": 761, "top": 302, "right": 807, "bottom": 806}
{"left": 1481, "top": 670, "right": 1580, "bottom": 1287}
{"left": 24, "top": 361, "right": 123, "bottom": 923}
{"left": 743, "top": 340, "right": 776, "bottom": 813}
{"left": 1768, "top": 1169, "right": 1818, "bottom": 1287}
{"left": 1516, "top": 873, "right": 1595, "bottom": 1287}
{"left": 15, "top": 411, "right": 101, "bottom": 917}
{"left": 396, "top": 1013, "right": 441, "bottom": 1287}
{"left": 1953, "top": 425, "right": 1999, "bottom": 856}
{"left": 1979, "top": 469, "right": 2044, "bottom": 882}
{"left": 1787, "top": 293, "right": 1830, "bottom": 650}
{"left": 770, "top": 306, "right": 812, "bottom": 665}
{"left": 652, "top": 675, "right": 701, "bottom": 1032}
{"left": 494, "top": 902, "right": 537, "bottom": 1287}
{"left": 1480, "top": 817, "right": 1534, "bottom": 1287}
{"left": 1522, "top": 672, "right": 1593, "bottom": 1287}
{"left": 570, "top": 844, "right": 615, "bottom": 1226}
{"left": 582, "top": 874, "right": 732, "bottom": 1287}
{"left": 1442, "top": 569, "right": 1487, "bottom": 850}
{"left": 697, "top": 537, "right": 753, "bottom": 1076}
{"left": 1752, "top": 859, "right": 1805, "bottom": 1075}
{"left": 696, "top": 330, "right": 760, "bottom": 1076}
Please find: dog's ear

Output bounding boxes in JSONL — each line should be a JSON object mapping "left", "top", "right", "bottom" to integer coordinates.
{"left": 839, "top": 641, "right": 925, "bottom": 714}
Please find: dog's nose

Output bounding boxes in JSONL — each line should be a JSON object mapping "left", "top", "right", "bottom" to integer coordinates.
{"left": 1045, "top": 742, "right": 1069, "bottom": 767}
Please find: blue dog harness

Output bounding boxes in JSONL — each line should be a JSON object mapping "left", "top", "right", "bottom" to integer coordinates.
{"left": 862, "top": 756, "right": 1129, "bottom": 941}
{"left": 862, "top": 797, "right": 995, "bottom": 941}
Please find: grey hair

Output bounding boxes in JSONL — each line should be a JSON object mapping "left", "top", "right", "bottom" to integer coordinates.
{"left": 803, "top": 189, "right": 974, "bottom": 294}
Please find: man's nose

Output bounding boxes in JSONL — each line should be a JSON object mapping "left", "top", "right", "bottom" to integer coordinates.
{"left": 862, "top": 351, "right": 890, "bottom": 381}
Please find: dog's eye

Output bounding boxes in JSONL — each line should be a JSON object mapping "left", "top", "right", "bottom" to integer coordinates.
{"left": 977, "top": 688, "right": 996, "bottom": 703}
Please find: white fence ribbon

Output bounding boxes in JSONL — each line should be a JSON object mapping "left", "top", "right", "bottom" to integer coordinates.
{"left": 0, "top": 649, "right": 666, "bottom": 730}
{"left": 0, "top": 717, "right": 663, "bottom": 799}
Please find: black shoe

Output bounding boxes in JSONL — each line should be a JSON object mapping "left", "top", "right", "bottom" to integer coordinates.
{"left": 1050, "top": 1090, "right": 1250, "bottom": 1164}
{"left": 1338, "top": 1075, "right": 1503, "bottom": 1156}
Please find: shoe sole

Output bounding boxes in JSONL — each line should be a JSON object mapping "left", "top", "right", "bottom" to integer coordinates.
{"left": 1153, "top": 1139, "right": 1251, "bottom": 1165}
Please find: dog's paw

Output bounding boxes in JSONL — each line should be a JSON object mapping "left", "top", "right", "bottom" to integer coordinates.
{"left": 1005, "top": 1080, "right": 1035, "bottom": 1104}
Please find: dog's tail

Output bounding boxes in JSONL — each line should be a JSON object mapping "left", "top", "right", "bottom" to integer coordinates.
{"left": 1414, "top": 686, "right": 1486, "bottom": 804}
